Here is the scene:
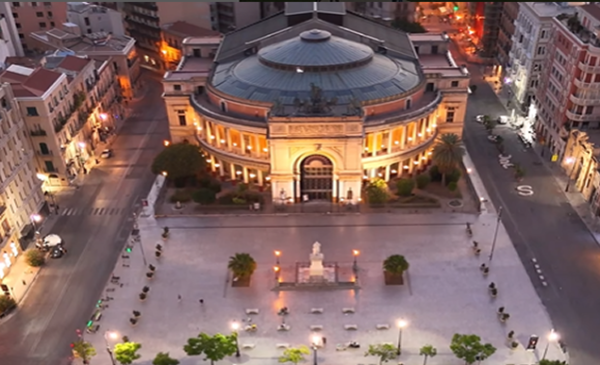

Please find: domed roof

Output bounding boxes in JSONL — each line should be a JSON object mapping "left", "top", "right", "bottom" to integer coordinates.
{"left": 211, "top": 29, "right": 422, "bottom": 106}
{"left": 258, "top": 29, "right": 374, "bottom": 70}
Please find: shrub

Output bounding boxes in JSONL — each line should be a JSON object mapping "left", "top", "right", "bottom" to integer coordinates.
{"left": 208, "top": 180, "right": 222, "bottom": 193}
{"left": 415, "top": 173, "right": 431, "bottom": 189}
{"left": 218, "top": 191, "right": 263, "bottom": 205}
{"left": 396, "top": 178, "right": 415, "bottom": 197}
{"left": 448, "top": 181, "right": 458, "bottom": 191}
{"left": 429, "top": 165, "right": 442, "bottom": 182}
{"left": 383, "top": 254, "right": 410, "bottom": 274}
{"left": 192, "top": 188, "right": 216, "bottom": 205}
{"left": 446, "top": 168, "right": 462, "bottom": 185}
{"left": 25, "top": 249, "right": 45, "bottom": 267}
{"left": 366, "top": 178, "right": 390, "bottom": 204}
{"left": 198, "top": 176, "right": 222, "bottom": 193}
{"left": 236, "top": 183, "right": 249, "bottom": 193}
{"left": 0, "top": 295, "right": 16, "bottom": 313}
{"left": 169, "top": 189, "right": 192, "bottom": 203}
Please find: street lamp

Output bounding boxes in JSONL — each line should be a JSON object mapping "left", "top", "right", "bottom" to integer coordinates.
{"left": 30, "top": 214, "right": 42, "bottom": 233}
{"left": 311, "top": 335, "right": 320, "bottom": 365}
{"left": 163, "top": 140, "right": 170, "bottom": 147}
{"left": 104, "top": 331, "right": 118, "bottom": 365}
{"left": 565, "top": 157, "right": 577, "bottom": 192}
{"left": 396, "top": 319, "right": 408, "bottom": 356}
{"left": 273, "top": 265, "right": 280, "bottom": 280}
{"left": 542, "top": 330, "right": 559, "bottom": 360}
{"left": 231, "top": 321, "right": 241, "bottom": 357}
{"left": 352, "top": 250, "right": 359, "bottom": 270}
{"left": 274, "top": 250, "right": 281, "bottom": 265}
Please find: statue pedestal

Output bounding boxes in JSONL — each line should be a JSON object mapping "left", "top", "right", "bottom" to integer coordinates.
{"left": 309, "top": 253, "right": 324, "bottom": 278}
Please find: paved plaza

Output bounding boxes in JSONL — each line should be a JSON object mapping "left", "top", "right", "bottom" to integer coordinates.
{"left": 83, "top": 213, "right": 566, "bottom": 365}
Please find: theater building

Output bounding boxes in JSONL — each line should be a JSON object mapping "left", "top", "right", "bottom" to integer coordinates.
{"left": 162, "top": 3, "right": 470, "bottom": 204}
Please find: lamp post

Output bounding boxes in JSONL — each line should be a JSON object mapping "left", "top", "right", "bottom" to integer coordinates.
{"left": 488, "top": 206, "right": 503, "bottom": 264}
{"left": 542, "top": 330, "right": 559, "bottom": 360}
{"left": 396, "top": 319, "right": 408, "bottom": 356}
{"left": 311, "top": 335, "right": 320, "bottom": 365}
{"left": 273, "top": 265, "right": 280, "bottom": 281}
{"left": 352, "top": 250, "right": 359, "bottom": 275}
{"left": 274, "top": 250, "right": 281, "bottom": 265}
{"left": 231, "top": 321, "right": 241, "bottom": 357}
{"left": 565, "top": 157, "right": 577, "bottom": 192}
{"left": 104, "top": 331, "right": 118, "bottom": 365}
{"left": 30, "top": 214, "right": 42, "bottom": 234}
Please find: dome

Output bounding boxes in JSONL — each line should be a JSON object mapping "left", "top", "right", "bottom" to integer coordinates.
{"left": 211, "top": 29, "right": 422, "bottom": 106}
{"left": 258, "top": 29, "right": 374, "bottom": 70}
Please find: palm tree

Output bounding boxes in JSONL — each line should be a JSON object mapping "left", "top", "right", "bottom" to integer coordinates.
{"left": 432, "top": 133, "right": 465, "bottom": 186}
{"left": 228, "top": 253, "right": 257, "bottom": 280}
{"left": 419, "top": 345, "right": 437, "bottom": 365}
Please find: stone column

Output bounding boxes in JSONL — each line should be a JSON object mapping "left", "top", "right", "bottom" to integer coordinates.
{"left": 295, "top": 176, "right": 301, "bottom": 203}
{"left": 332, "top": 177, "right": 338, "bottom": 202}
{"left": 257, "top": 170, "right": 264, "bottom": 186}
{"left": 210, "top": 156, "right": 217, "bottom": 173}
{"left": 385, "top": 165, "right": 391, "bottom": 181}
{"left": 387, "top": 129, "right": 393, "bottom": 153}
{"left": 420, "top": 119, "right": 427, "bottom": 139}
{"left": 240, "top": 133, "right": 246, "bottom": 152}
{"left": 401, "top": 125, "right": 407, "bottom": 149}
{"left": 215, "top": 126, "right": 222, "bottom": 147}
{"left": 371, "top": 132, "right": 378, "bottom": 157}
{"left": 230, "top": 164, "right": 237, "bottom": 180}
{"left": 242, "top": 166, "right": 249, "bottom": 183}
{"left": 254, "top": 135, "right": 260, "bottom": 158}
{"left": 226, "top": 128, "right": 232, "bottom": 151}
{"left": 411, "top": 122, "right": 418, "bottom": 144}
{"left": 370, "top": 168, "right": 377, "bottom": 178}
{"left": 218, "top": 162, "right": 225, "bottom": 177}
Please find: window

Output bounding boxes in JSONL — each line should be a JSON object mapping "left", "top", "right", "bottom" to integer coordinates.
{"left": 220, "top": 102, "right": 227, "bottom": 112}
{"left": 178, "top": 114, "right": 186, "bottom": 126}
{"left": 31, "top": 2, "right": 38, "bottom": 7}
{"left": 425, "top": 82, "right": 434, "bottom": 92}
{"left": 43, "top": 2, "right": 51, "bottom": 5}
{"left": 26, "top": 107, "right": 38, "bottom": 116}
{"left": 541, "top": 30, "right": 546, "bottom": 39}
{"left": 15, "top": 23, "right": 21, "bottom": 29}
{"left": 406, "top": 99, "right": 412, "bottom": 110}
{"left": 18, "top": 33, "right": 24, "bottom": 39}
{"left": 431, "top": 45, "right": 438, "bottom": 54}
{"left": 446, "top": 107, "right": 455, "bottom": 123}
{"left": 47, "top": 11, "right": 52, "bottom": 17}
{"left": 39, "top": 143, "right": 49, "bottom": 155}
{"left": 44, "top": 161, "right": 55, "bottom": 173}
{"left": 173, "top": 84, "right": 181, "bottom": 91}
{"left": 84, "top": 17, "right": 90, "bottom": 26}
{"left": 39, "top": 22, "right": 46, "bottom": 28}
{"left": 12, "top": 12, "right": 18, "bottom": 18}
{"left": 193, "top": 49, "right": 201, "bottom": 57}
{"left": 414, "top": 46, "right": 419, "bottom": 55}
{"left": 36, "top": 11, "right": 43, "bottom": 17}
{"left": 451, "top": 81, "right": 459, "bottom": 87}
{"left": 12, "top": 2, "right": 20, "bottom": 7}
{"left": 50, "top": 21, "right": 54, "bottom": 27}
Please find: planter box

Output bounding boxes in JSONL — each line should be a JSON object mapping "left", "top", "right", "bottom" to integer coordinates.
{"left": 384, "top": 271, "right": 404, "bottom": 285}
{"left": 232, "top": 275, "right": 251, "bottom": 287}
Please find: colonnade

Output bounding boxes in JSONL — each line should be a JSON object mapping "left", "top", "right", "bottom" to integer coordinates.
{"left": 363, "top": 116, "right": 436, "bottom": 157}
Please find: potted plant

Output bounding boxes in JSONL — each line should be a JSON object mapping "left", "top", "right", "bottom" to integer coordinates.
{"left": 162, "top": 227, "right": 169, "bottom": 239}
{"left": 155, "top": 251, "right": 162, "bottom": 258}
{"left": 142, "top": 286, "right": 149, "bottom": 293}
{"left": 133, "top": 310, "right": 141, "bottom": 318}
{"left": 510, "top": 341, "right": 518, "bottom": 349}
{"left": 383, "top": 254, "right": 409, "bottom": 285}
{"left": 497, "top": 307, "right": 505, "bottom": 315}
{"left": 228, "top": 253, "right": 257, "bottom": 287}
{"left": 507, "top": 330, "right": 515, "bottom": 339}
{"left": 500, "top": 313, "right": 510, "bottom": 322}
{"left": 130, "top": 318, "right": 138, "bottom": 326}
{"left": 139, "top": 293, "right": 147, "bottom": 301}
{"left": 146, "top": 271, "right": 154, "bottom": 279}
{"left": 149, "top": 264, "right": 156, "bottom": 272}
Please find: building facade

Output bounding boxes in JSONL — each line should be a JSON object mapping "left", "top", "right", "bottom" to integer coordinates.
{"left": 67, "top": 2, "right": 125, "bottom": 37}
{"left": 467, "top": 2, "right": 503, "bottom": 59}
{"left": 535, "top": 4, "right": 600, "bottom": 159}
{"left": 160, "top": 21, "right": 221, "bottom": 71}
{"left": 29, "top": 24, "right": 139, "bottom": 100}
{"left": 7, "top": 1, "right": 67, "bottom": 53}
{"left": 162, "top": 6, "right": 469, "bottom": 204}
{"left": 562, "top": 129, "right": 600, "bottom": 216}
{"left": 507, "top": 3, "right": 576, "bottom": 113}
{"left": 0, "top": 2, "right": 24, "bottom": 58}
{"left": 496, "top": 2, "right": 520, "bottom": 80}
{"left": 0, "top": 82, "right": 45, "bottom": 281}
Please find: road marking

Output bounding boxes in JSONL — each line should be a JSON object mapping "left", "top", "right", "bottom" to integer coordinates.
{"left": 517, "top": 185, "right": 534, "bottom": 196}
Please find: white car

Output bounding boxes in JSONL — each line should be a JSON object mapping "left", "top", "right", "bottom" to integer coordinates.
{"left": 497, "top": 116, "right": 509, "bottom": 125}
{"left": 475, "top": 115, "right": 486, "bottom": 123}
{"left": 100, "top": 149, "right": 112, "bottom": 158}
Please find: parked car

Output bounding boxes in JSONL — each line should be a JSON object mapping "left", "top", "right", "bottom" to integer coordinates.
{"left": 475, "top": 115, "right": 486, "bottom": 123}
{"left": 50, "top": 246, "right": 65, "bottom": 259}
{"left": 100, "top": 149, "right": 112, "bottom": 158}
{"left": 496, "top": 116, "right": 509, "bottom": 125}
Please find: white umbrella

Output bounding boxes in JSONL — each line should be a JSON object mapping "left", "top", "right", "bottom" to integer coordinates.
{"left": 43, "top": 234, "right": 62, "bottom": 247}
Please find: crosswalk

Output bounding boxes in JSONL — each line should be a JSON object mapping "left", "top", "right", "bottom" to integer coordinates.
{"left": 61, "top": 207, "right": 126, "bottom": 217}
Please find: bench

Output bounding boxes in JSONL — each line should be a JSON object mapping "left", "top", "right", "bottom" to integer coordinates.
{"left": 246, "top": 308, "right": 259, "bottom": 315}
{"left": 376, "top": 324, "right": 390, "bottom": 330}
{"left": 344, "top": 324, "right": 358, "bottom": 330}
{"left": 276, "top": 343, "right": 290, "bottom": 349}
{"left": 242, "top": 344, "right": 255, "bottom": 349}
{"left": 342, "top": 307, "right": 355, "bottom": 314}
{"left": 277, "top": 324, "right": 291, "bottom": 331}
{"left": 310, "top": 325, "right": 323, "bottom": 331}
{"left": 311, "top": 308, "right": 324, "bottom": 314}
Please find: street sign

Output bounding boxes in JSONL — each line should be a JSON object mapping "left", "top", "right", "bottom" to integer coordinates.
{"left": 551, "top": 154, "right": 558, "bottom": 162}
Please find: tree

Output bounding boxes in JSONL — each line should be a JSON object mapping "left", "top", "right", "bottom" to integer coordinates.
{"left": 366, "top": 178, "right": 390, "bottom": 204}
{"left": 539, "top": 360, "right": 568, "bottom": 365}
{"left": 228, "top": 253, "right": 257, "bottom": 280}
{"left": 432, "top": 133, "right": 465, "bottom": 186}
{"left": 383, "top": 254, "right": 410, "bottom": 275}
{"left": 25, "top": 249, "right": 45, "bottom": 267}
{"left": 279, "top": 346, "right": 310, "bottom": 364}
{"left": 419, "top": 345, "right": 437, "bottom": 365}
{"left": 364, "top": 344, "right": 397, "bottom": 365}
{"left": 396, "top": 178, "right": 415, "bottom": 197}
{"left": 192, "top": 188, "right": 216, "bottom": 204}
{"left": 151, "top": 143, "right": 205, "bottom": 181}
{"left": 72, "top": 340, "right": 96, "bottom": 363}
{"left": 153, "top": 352, "right": 180, "bottom": 365}
{"left": 391, "top": 18, "right": 426, "bottom": 33}
{"left": 114, "top": 342, "right": 142, "bottom": 365}
{"left": 450, "top": 334, "right": 496, "bottom": 365}
{"left": 0, "top": 295, "right": 16, "bottom": 314}
{"left": 183, "top": 333, "right": 237, "bottom": 365}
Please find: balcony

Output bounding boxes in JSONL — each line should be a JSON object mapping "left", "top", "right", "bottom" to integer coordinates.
{"left": 578, "top": 61, "right": 600, "bottom": 73}
{"left": 569, "top": 93, "right": 600, "bottom": 106}
{"left": 573, "top": 77, "right": 600, "bottom": 90}
{"left": 565, "top": 109, "right": 599, "bottom": 122}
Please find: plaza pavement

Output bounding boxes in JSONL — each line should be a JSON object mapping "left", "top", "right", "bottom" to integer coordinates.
{"left": 83, "top": 212, "right": 566, "bottom": 365}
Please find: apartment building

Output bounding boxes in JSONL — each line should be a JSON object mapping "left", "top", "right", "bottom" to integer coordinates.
{"left": 122, "top": 2, "right": 263, "bottom": 71}
{"left": 0, "top": 2, "right": 24, "bottom": 58}
{"left": 67, "top": 2, "right": 125, "bottom": 37}
{"left": 7, "top": 1, "right": 67, "bottom": 53}
{"left": 161, "top": 21, "right": 221, "bottom": 70}
{"left": 0, "top": 54, "right": 119, "bottom": 186}
{"left": 507, "top": 3, "right": 577, "bottom": 113}
{"left": 468, "top": 2, "right": 503, "bottom": 59}
{"left": 0, "top": 82, "right": 46, "bottom": 280}
{"left": 496, "top": 2, "right": 520, "bottom": 81}
{"left": 29, "top": 23, "right": 139, "bottom": 100}
{"left": 536, "top": 4, "right": 600, "bottom": 160}
{"left": 348, "top": 2, "right": 417, "bottom": 23}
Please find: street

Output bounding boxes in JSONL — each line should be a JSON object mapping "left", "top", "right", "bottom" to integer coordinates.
{"left": 0, "top": 71, "right": 169, "bottom": 365}
{"left": 453, "top": 41, "right": 600, "bottom": 365}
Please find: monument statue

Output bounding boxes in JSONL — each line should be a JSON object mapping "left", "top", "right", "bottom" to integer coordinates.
{"left": 293, "top": 83, "right": 338, "bottom": 115}
{"left": 309, "top": 241, "right": 324, "bottom": 278}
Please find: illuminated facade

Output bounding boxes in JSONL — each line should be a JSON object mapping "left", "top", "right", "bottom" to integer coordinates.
{"left": 0, "top": 83, "right": 45, "bottom": 280}
{"left": 163, "top": 7, "right": 469, "bottom": 203}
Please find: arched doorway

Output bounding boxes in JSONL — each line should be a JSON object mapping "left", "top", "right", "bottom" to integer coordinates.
{"left": 300, "top": 155, "right": 333, "bottom": 201}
